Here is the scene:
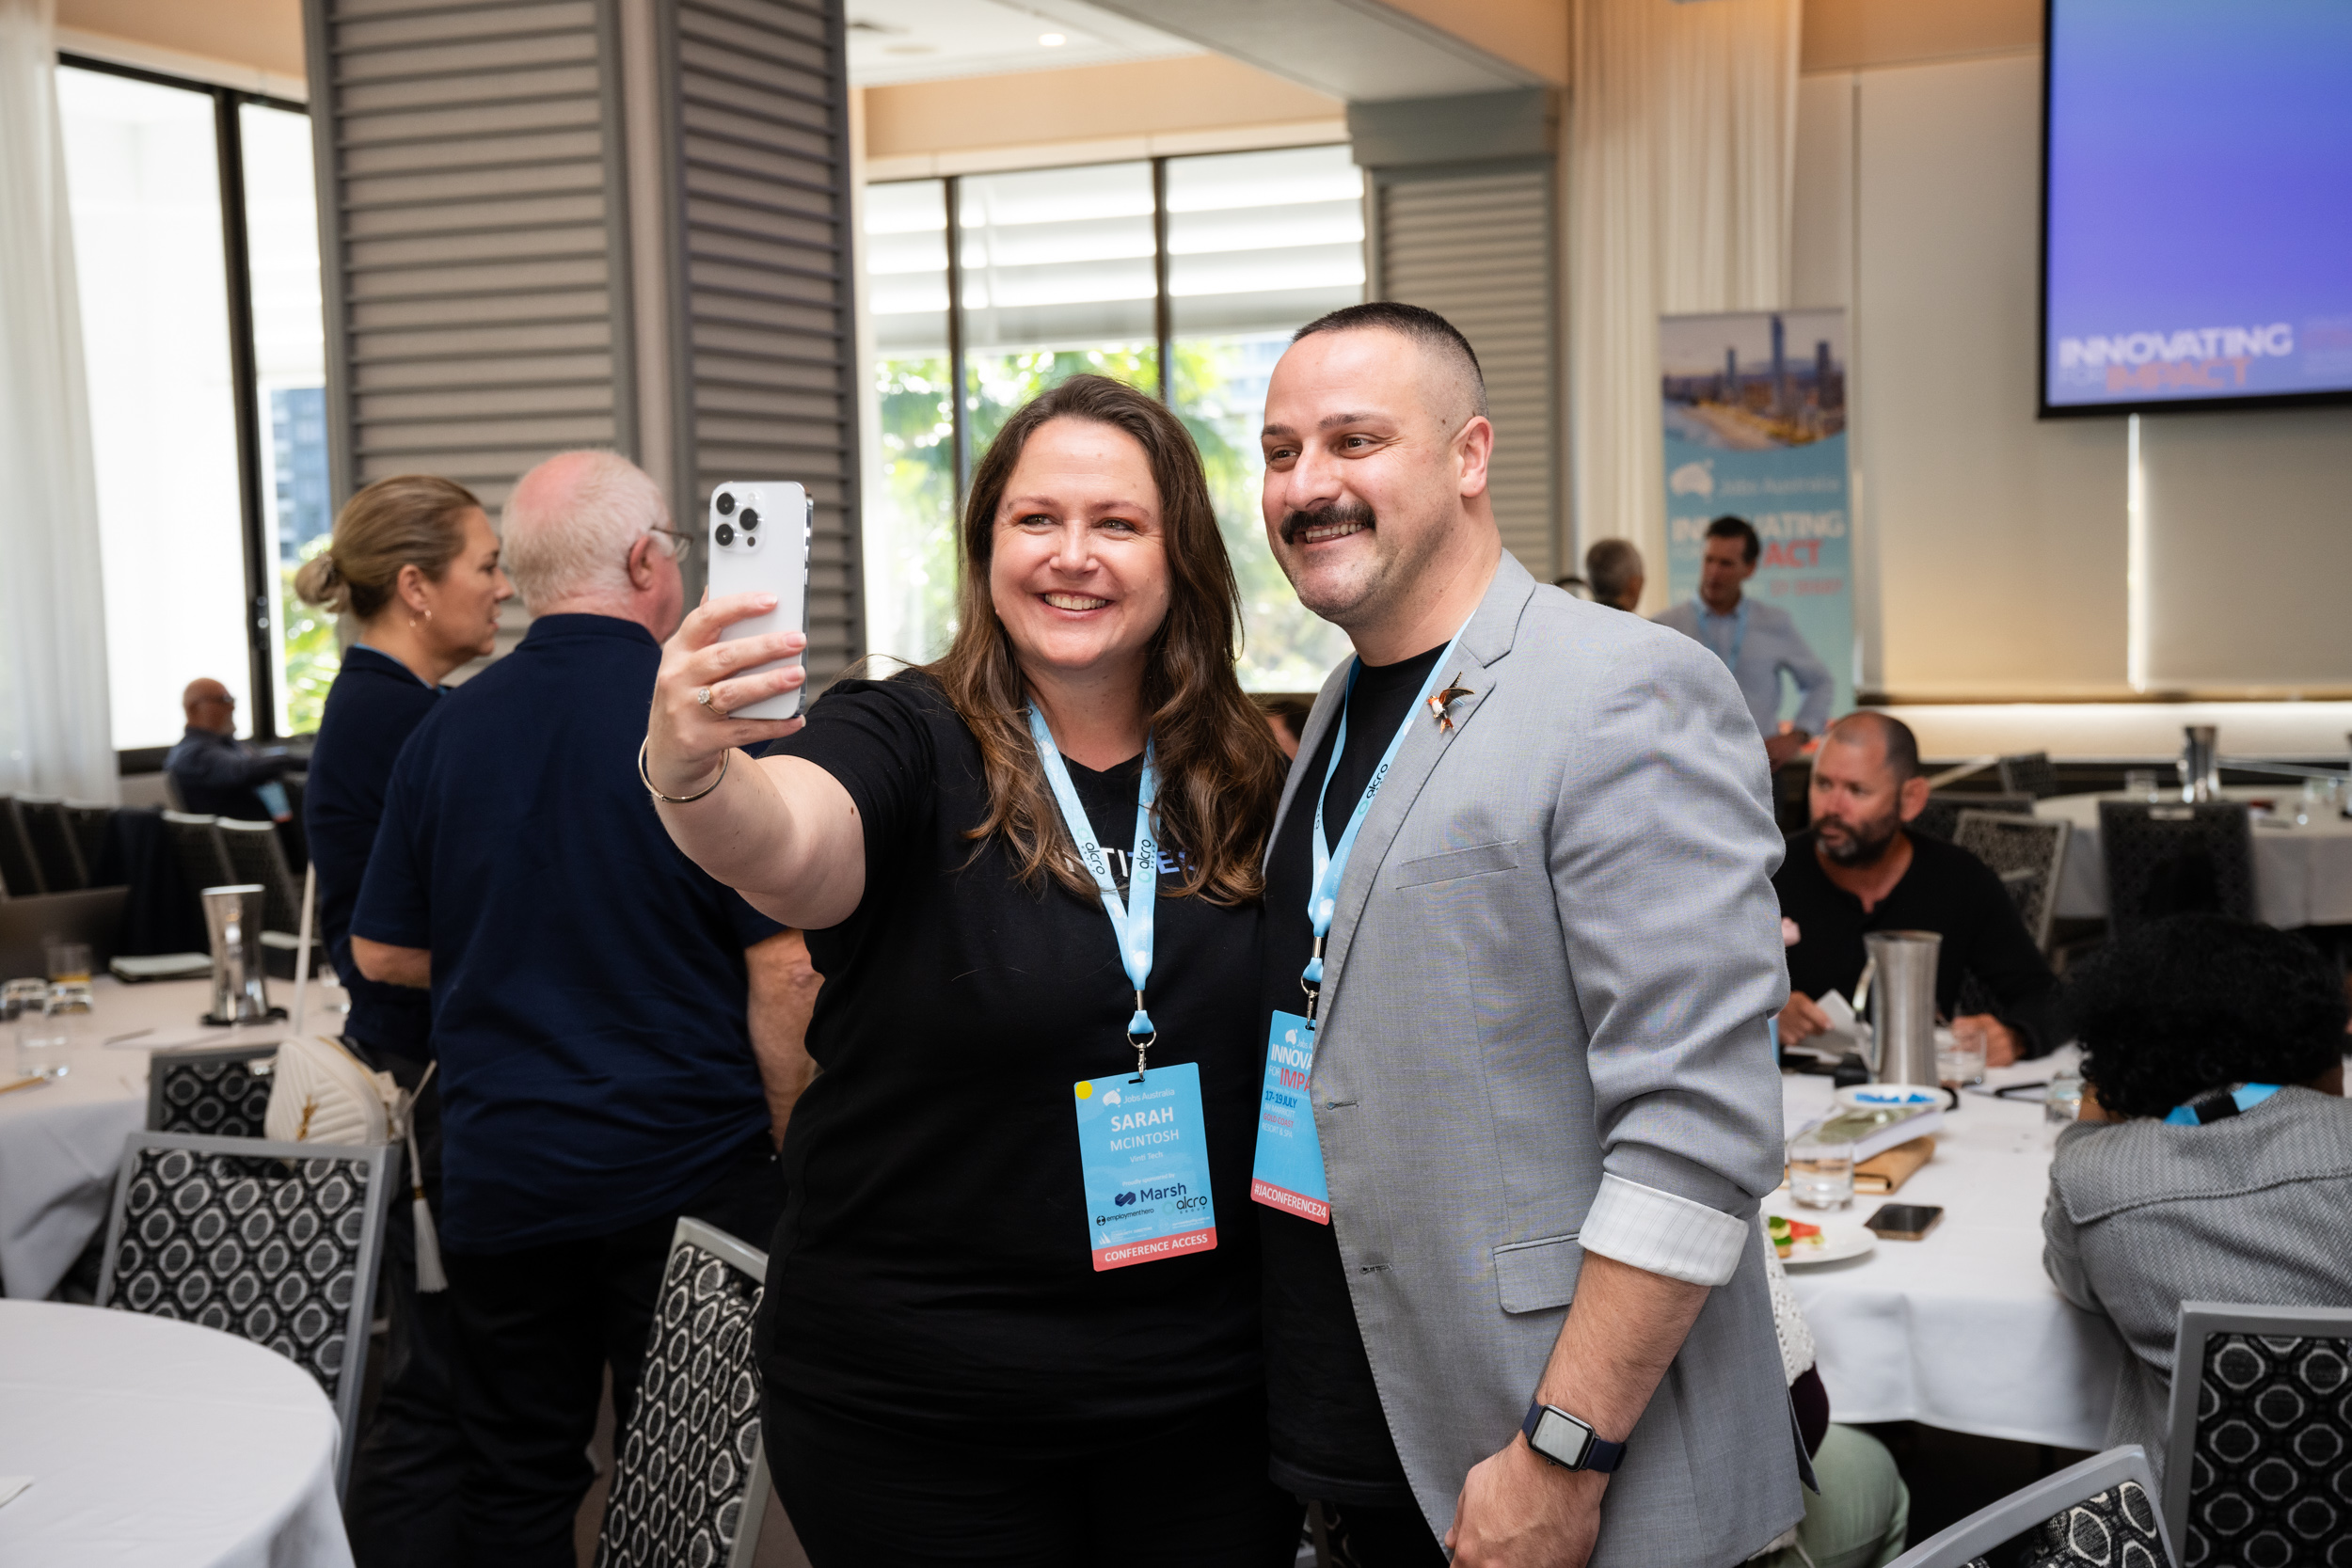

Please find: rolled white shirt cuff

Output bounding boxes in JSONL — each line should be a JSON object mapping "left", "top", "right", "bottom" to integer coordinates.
{"left": 1579, "top": 1172, "right": 1750, "bottom": 1287}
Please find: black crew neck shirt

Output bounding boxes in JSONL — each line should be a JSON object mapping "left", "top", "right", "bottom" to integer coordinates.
{"left": 1260, "top": 642, "right": 1445, "bottom": 1505}
{"left": 1775, "top": 828, "right": 2063, "bottom": 1056}
{"left": 759, "top": 673, "right": 1266, "bottom": 1439}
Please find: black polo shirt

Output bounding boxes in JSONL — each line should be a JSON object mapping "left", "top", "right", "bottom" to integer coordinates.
{"left": 1774, "top": 828, "right": 2062, "bottom": 1056}
{"left": 354, "top": 614, "right": 780, "bottom": 1252}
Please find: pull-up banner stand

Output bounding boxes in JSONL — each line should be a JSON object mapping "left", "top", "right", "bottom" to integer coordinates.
{"left": 1659, "top": 309, "right": 1856, "bottom": 722}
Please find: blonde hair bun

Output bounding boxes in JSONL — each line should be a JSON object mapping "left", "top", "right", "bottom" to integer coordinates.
{"left": 302, "top": 475, "right": 483, "bottom": 622}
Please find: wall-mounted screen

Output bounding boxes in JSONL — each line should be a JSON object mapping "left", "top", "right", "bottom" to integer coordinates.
{"left": 2042, "top": 0, "right": 2352, "bottom": 417}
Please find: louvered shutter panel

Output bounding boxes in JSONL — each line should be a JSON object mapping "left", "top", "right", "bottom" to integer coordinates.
{"left": 307, "top": 0, "right": 634, "bottom": 515}
{"left": 1373, "top": 168, "right": 1559, "bottom": 578}
{"left": 662, "top": 0, "right": 861, "bottom": 683}
{"left": 305, "top": 0, "right": 863, "bottom": 678}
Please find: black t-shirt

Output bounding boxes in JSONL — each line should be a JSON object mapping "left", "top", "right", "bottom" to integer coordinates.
{"left": 1260, "top": 643, "right": 1445, "bottom": 1506}
{"left": 1775, "top": 828, "right": 2063, "bottom": 1055}
{"left": 760, "top": 673, "right": 1266, "bottom": 1436}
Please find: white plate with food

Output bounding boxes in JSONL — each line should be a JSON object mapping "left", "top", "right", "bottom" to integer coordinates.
{"left": 1767, "top": 1212, "right": 1877, "bottom": 1266}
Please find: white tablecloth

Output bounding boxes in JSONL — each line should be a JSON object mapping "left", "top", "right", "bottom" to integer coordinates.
{"left": 1775, "top": 1055, "right": 2125, "bottom": 1450}
{"left": 0, "top": 977, "right": 341, "bottom": 1300}
{"left": 0, "top": 1299, "right": 353, "bottom": 1566}
{"left": 2039, "top": 786, "right": 2352, "bottom": 927}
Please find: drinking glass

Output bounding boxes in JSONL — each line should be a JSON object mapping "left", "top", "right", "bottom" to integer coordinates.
{"left": 2045, "top": 1068, "right": 2085, "bottom": 1124}
{"left": 1, "top": 978, "right": 46, "bottom": 1022}
{"left": 44, "top": 942, "right": 92, "bottom": 985}
{"left": 2124, "top": 768, "right": 2162, "bottom": 801}
{"left": 1788, "top": 1131, "right": 1856, "bottom": 1211}
{"left": 45, "top": 980, "right": 94, "bottom": 1016}
{"left": 1939, "top": 1024, "right": 1989, "bottom": 1087}
{"left": 14, "top": 1014, "right": 75, "bottom": 1079}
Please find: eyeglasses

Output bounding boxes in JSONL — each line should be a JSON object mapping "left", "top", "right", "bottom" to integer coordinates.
{"left": 645, "top": 528, "right": 694, "bottom": 564}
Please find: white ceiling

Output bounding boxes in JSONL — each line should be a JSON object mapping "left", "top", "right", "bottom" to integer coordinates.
{"left": 846, "top": 0, "right": 1202, "bottom": 87}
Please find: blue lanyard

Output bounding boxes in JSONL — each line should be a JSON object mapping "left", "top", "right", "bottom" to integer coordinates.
{"left": 2162, "top": 1082, "right": 2279, "bottom": 1126}
{"left": 1026, "top": 706, "right": 1160, "bottom": 1073}
{"left": 1702, "top": 600, "right": 1749, "bottom": 671}
{"left": 1301, "top": 629, "right": 1468, "bottom": 1022}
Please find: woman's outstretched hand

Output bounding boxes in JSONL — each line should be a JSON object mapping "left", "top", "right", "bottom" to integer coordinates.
{"left": 645, "top": 591, "right": 809, "bottom": 797}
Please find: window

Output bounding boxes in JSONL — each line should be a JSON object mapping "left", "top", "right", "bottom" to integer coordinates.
{"left": 239, "top": 102, "right": 330, "bottom": 736}
{"left": 861, "top": 144, "right": 1364, "bottom": 685}
{"left": 56, "top": 60, "right": 322, "bottom": 750}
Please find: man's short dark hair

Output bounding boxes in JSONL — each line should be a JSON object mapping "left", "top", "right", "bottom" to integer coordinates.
{"left": 1825, "top": 710, "right": 1920, "bottom": 784}
{"left": 1584, "top": 539, "right": 1644, "bottom": 607}
{"left": 1293, "top": 301, "right": 1488, "bottom": 420}
{"left": 2066, "top": 915, "right": 2348, "bottom": 1120}
{"left": 1707, "top": 515, "right": 1760, "bottom": 565}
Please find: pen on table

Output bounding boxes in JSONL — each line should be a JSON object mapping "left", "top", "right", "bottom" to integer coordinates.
{"left": 103, "top": 1027, "right": 154, "bottom": 1047}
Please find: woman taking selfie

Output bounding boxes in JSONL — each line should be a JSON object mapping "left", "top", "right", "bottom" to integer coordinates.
{"left": 295, "top": 473, "right": 510, "bottom": 1560}
{"left": 642, "top": 375, "right": 1295, "bottom": 1565}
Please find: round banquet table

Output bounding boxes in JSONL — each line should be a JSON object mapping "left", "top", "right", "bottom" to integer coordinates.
{"left": 1773, "top": 1051, "right": 2126, "bottom": 1451}
{"left": 0, "top": 976, "right": 332, "bottom": 1301}
{"left": 2038, "top": 785, "right": 2352, "bottom": 927}
{"left": 0, "top": 1299, "right": 354, "bottom": 1566}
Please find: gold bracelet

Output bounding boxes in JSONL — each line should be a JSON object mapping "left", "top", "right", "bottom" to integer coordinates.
{"left": 639, "top": 737, "right": 729, "bottom": 803}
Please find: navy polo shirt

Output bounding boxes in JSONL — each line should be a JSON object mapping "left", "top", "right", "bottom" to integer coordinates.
{"left": 354, "top": 613, "right": 780, "bottom": 1252}
{"left": 304, "top": 645, "right": 439, "bottom": 1057}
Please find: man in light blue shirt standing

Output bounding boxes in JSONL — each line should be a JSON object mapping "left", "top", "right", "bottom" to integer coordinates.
{"left": 1654, "top": 515, "right": 1833, "bottom": 768}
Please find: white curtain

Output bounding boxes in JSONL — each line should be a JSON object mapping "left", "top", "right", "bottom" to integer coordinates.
{"left": 1568, "top": 0, "right": 1801, "bottom": 610}
{"left": 0, "top": 0, "right": 115, "bottom": 801}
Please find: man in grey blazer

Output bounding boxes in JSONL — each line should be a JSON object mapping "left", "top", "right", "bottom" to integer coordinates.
{"left": 1251, "top": 302, "right": 1803, "bottom": 1567}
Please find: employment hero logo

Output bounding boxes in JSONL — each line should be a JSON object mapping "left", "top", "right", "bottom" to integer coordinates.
{"left": 2056, "top": 322, "right": 2294, "bottom": 395}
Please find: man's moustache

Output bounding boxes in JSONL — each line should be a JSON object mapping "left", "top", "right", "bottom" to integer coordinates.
{"left": 1280, "top": 502, "right": 1375, "bottom": 546}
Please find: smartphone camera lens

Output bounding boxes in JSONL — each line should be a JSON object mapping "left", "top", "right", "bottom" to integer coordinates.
{"left": 715, "top": 492, "right": 736, "bottom": 515}
{"left": 714, "top": 522, "right": 736, "bottom": 547}
{"left": 740, "top": 508, "right": 759, "bottom": 531}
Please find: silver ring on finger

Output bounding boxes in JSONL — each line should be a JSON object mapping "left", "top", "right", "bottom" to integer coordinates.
{"left": 695, "top": 685, "right": 727, "bottom": 719}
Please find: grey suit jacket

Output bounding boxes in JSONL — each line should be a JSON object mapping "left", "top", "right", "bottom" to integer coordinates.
{"left": 1273, "top": 554, "right": 1803, "bottom": 1564}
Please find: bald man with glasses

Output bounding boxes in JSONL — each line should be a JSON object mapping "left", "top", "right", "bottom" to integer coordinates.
{"left": 163, "top": 678, "right": 295, "bottom": 821}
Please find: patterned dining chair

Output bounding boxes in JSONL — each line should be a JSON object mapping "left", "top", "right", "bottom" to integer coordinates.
{"left": 1886, "top": 1446, "right": 2174, "bottom": 1568}
{"left": 2164, "top": 1302, "right": 2352, "bottom": 1568}
{"left": 1998, "top": 751, "right": 2061, "bottom": 800}
{"left": 146, "top": 1042, "right": 281, "bottom": 1137}
{"left": 1913, "top": 790, "right": 2035, "bottom": 843}
{"left": 97, "top": 1131, "right": 397, "bottom": 1498}
{"left": 1954, "top": 811, "right": 2072, "bottom": 953}
{"left": 595, "top": 1217, "right": 774, "bottom": 1568}
{"left": 2097, "top": 801, "right": 2255, "bottom": 939}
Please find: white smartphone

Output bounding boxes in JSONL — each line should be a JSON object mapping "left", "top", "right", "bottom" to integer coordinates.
{"left": 705, "top": 480, "right": 812, "bottom": 721}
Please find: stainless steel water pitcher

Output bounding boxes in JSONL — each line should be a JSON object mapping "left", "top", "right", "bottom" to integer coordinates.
{"left": 1864, "top": 929, "right": 1942, "bottom": 1087}
{"left": 2181, "top": 725, "right": 2220, "bottom": 802}
{"left": 202, "top": 883, "right": 273, "bottom": 1025}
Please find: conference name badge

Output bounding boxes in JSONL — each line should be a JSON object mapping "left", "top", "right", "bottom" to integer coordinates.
{"left": 1072, "top": 1062, "right": 1216, "bottom": 1271}
{"left": 1249, "top": 1010, "right": 1330, "bottom": 1225}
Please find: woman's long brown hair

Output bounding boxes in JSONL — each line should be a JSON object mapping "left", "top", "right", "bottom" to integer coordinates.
{"left": 929, "top": 373, "right": 1288, "bottom": 906}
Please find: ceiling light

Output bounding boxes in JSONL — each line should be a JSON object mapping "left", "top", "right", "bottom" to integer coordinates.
{"left": 1039, "top": 32, "right": 1066, "bottom": 46}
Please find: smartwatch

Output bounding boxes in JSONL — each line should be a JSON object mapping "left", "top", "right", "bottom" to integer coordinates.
{"left": 1520, "top": 1401, "right": 1627, "bottom": 1474}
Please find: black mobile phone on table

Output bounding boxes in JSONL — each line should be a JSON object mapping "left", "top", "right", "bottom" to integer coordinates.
{"left": 1864, "top": 1204, "right": 1944, "bottom": 1241}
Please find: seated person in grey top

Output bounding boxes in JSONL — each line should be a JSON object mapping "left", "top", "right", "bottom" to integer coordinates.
{"left": 2044, "top": 915, "right": 2352, "bottom": 1481}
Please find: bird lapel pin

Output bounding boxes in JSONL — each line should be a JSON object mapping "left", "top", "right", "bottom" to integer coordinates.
{"left": 1428, "top": 674, "right": 1477, "bottom": 733}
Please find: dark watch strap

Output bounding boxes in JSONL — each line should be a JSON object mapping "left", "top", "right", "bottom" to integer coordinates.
{"left": 1520, "top": 1402, "right": 1627, "bottom": 1474}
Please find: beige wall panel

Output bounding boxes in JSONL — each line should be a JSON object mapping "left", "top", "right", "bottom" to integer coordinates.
{"left": 58, "top": 0, "right": 304, "bottom": 77}
{"left": 1854, "top": 54, "right": 2126, "bottom": 697}
{"left": 2140, "top": 406, "right": 2352, "bottom": 690}
{"left": 862, "top": 55, "right": 1340, "bottom": 162}
{"left": 1802, "top": 0, "right": 2040, "bottom": 73}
